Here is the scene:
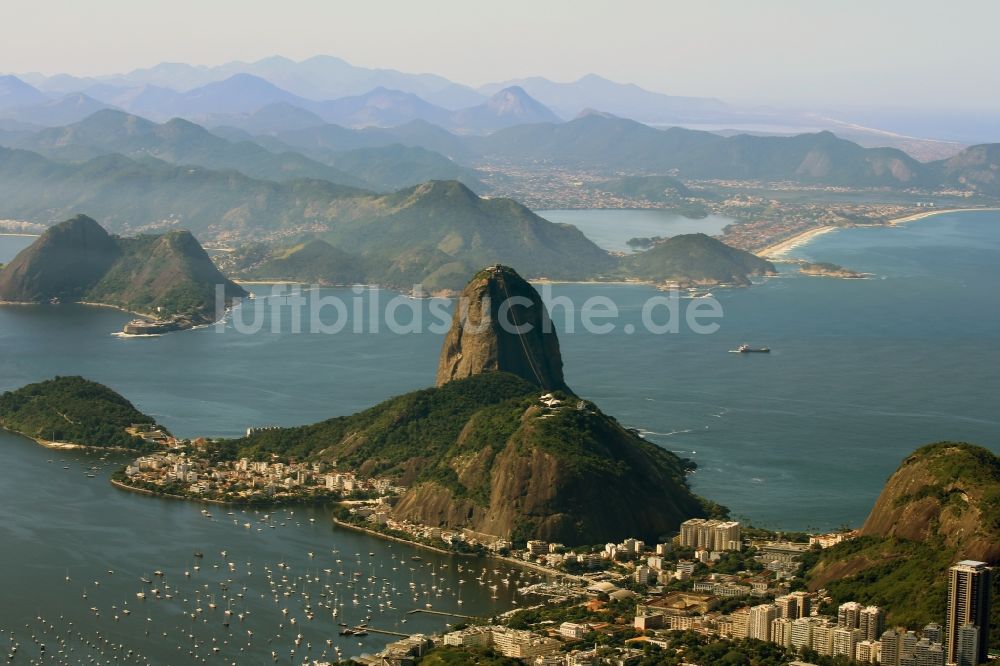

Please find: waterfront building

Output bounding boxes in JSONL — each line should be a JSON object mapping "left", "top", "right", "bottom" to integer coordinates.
{"left": 790, "top": 618, "right": 815, "bottom": 650}
{"left": 882, "top": 629, "right": 902, "bottom": 666}
{"left": 811, "top": 622, "right": 835, "bottom": 656}
{"left": 912, "top": 637, "right": 945, "bottom": 666}
{"left": 955, "top": 624, "right": 980, "bottom": 666}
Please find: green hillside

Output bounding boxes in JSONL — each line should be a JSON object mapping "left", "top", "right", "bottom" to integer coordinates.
{"left": 0, "top": 215, "right": 245, "bottom": 319}
{"left": 806, "top": 443, "right": 1000, "bottom": 647}
{"left": 625, "top": 233, "right": 776, "bottom": 286}
{"left": 0, "top": 376, "right": 157, "bottom": 449}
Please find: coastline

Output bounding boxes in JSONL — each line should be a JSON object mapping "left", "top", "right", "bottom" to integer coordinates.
{"left": 0, "top": 425, "right": 137, "bottom": 452}
{"left": 110, "top": 477, "right": 237, "bottom": 505}
{"left": 756, "top": 226, "right": 838, "bottom": 260}
{"left": 332, "top": 518, "right": 578, "bottom": 581}
{"left": 331, "top": 518, "right": 469, "bottom": 557}
{"left": 887, "top": 206, "right": 1000, "bottom": 226}
{"left": 756, "top": 206, "right": 1000, "bottom": 261}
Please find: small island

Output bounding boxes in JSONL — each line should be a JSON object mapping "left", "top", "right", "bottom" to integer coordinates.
{"left": 799, "top": 261, "right": 867, "bottom": 279}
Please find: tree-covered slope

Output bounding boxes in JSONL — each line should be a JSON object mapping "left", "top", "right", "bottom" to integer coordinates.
{"left": 87, "top": 229, "right": 247, "bottom": 316}
{"left": 247, "top": 238, "right": 366, "bottom": 285}
{"left": 231, "top": 371, "right": 710, "bottom": 544}
{"left": 319, "top": 180, "right": 619, "bottom": 283}
{"left": 0, "top": 213, "right": 121, "bottom": 301}
{"left": 0, "top": 376, "right": 157, "bottom": 448}
{"left": 625, "top": 233, "right": 776, "bottom": 286}
{"left": 0, "top": 215, "right": 246, "bottom": 318}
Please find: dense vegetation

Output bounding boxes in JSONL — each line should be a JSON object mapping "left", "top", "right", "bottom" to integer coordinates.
{"left": 0, "top": 216, "right": 245, "bottom": 318}
{"left": 225, "top": 366, "right": 712, "bottom": 544}
{"left": 626, "top": 233, "right": 775, "bottom": 286}
{"left": 234, "top": 372, "right": 539, "bottom": 482}
{"left": 0, "top": 376, "right": 155, "bottom": 449}
{"left": 900, "top": 442, "right": 1000, "bottom": 532}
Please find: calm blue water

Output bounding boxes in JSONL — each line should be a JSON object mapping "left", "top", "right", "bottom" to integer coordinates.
{"left": 537, "top": 209, "right": 733, "bottom": 251}
{"left": 0, "top": 211, "right": 998, "bottom": 660}
{"left": 1, "top": 213, "right": 997, "bottom": 532}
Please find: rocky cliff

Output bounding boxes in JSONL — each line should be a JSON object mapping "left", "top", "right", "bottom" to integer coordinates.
{"left": 436, "top": 265, "right": 567, "bottom": 391}
{"left": 806, "top": 442, "right": 999, "bottom": 633}
{"left": 858, "top": 442, "right": 1000, "bottom": 563}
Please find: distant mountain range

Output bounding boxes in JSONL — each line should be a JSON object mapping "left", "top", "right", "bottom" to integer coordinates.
{"left": 11, "top": 56, "right": 981, "bottom": 151}
{"left": 478, "top": 73, "right": 730, "bottom": 123}
{"left": 0, "top": 110, "right": 482, "bottom": 192}
{"left": 24, "top": 55, "right": 486, "bottom": 109}
{"left": 2, "top": 70, "right": 564, "bottom": 134}
{"left": 4, "top": 104, "right": 1000, "bottom": 207}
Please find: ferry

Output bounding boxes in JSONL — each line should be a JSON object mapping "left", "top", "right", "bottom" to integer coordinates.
{"left": 730, "top": 343, "right": 770, "bottom": 353}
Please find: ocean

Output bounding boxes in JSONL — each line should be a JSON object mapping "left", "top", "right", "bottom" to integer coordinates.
{"left": 0, "top": 210, "right": 997, "bottom": 660}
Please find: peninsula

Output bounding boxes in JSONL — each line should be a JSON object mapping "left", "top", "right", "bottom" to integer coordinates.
{"left": 0, "top": 376, "right": 166, "bottom": 450}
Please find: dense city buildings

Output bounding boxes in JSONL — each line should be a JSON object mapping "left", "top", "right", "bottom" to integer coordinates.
{"left": 678, "top": 518, "right": 742, "bottom": 551}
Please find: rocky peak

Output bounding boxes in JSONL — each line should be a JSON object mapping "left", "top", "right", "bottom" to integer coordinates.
{"left": 436, "top": 265, "right": 568, "bottom": 392}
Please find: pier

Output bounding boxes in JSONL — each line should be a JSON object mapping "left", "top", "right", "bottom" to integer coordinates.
{"left": 407, "top": 608, "right": 479, "bottom": 620}
{"left": 353, "top": 626, "right": 410, "bottom": 638}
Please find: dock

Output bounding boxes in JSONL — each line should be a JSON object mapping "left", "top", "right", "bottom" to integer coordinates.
{"left": 355, "top": 626, "right": 410, "bottom": 638}
{"left": 407, "top": 609, "right": 478, "bottom": 620}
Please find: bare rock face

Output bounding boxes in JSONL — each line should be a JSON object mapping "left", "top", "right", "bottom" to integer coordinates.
{"left": 859, "top": 442, "right": 1000, "bottom": 563}
{"left": 388, "top": 396, "right": 708, "bottom": 545}
{"left": 436, "top": 265, "right": 568, "bottom": 392}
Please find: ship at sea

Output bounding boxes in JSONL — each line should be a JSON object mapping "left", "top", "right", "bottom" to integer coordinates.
{"left": 730, "top": 343, "right": 770, "bottom": 353}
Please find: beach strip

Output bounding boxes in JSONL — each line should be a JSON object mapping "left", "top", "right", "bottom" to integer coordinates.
{"left": 756, "top": 226, "right": 838, "bottom": 260}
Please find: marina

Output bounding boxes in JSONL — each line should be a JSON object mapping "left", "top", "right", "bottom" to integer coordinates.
{"left": 0, "top": 433, "right": 547, "bottom": 664}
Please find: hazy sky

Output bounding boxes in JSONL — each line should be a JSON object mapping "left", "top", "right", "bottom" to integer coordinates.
{"left": 4, "top": 0, "right": 997, "bottom": 110}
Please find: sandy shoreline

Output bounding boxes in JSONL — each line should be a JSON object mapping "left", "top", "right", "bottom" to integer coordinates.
{"left": 887, "top": 207, "right": 1000, "bottom": 226}
{"left": 0, "top": 426, "right": 136, "bottom": 451}
{"left": 757, "top": 206, "right": 1000, "bottom": 260}
{"left": 756, "top": 226, "right": 838, "bottom": 260}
